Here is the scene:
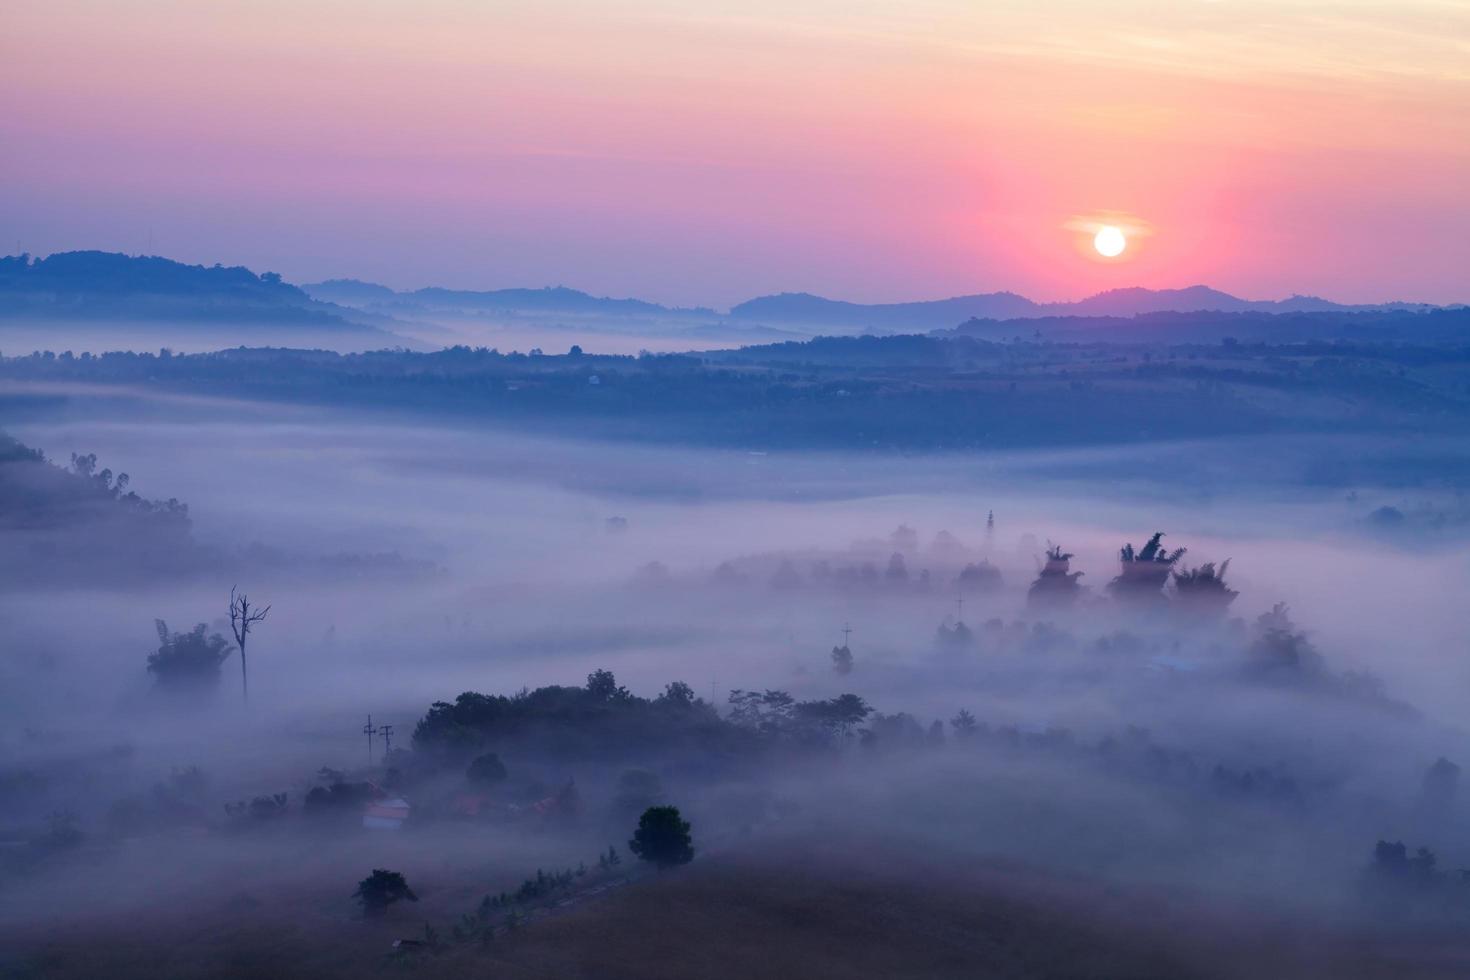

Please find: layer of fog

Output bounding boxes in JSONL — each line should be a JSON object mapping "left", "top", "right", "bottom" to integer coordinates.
{"left": 4, "top": 392, "right": 1470, "bottom": 944}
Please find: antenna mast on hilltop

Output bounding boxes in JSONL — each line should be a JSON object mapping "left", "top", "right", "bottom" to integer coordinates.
{"left": 362, "top": 715, "right": 378, "bottom": 766}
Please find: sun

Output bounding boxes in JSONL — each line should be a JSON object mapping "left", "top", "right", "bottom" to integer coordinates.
{"left": 1093, "top": 225, "right": 1127, "bottom": 258}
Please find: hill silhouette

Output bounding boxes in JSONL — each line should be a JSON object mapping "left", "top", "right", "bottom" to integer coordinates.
{"left": 6, "top": 251, "right": 1453, "bottom": 341}
{"left": 0, "top": 252, "right": 407, "bottom": 346}
{"left": 728, "top": 285, "right": 1440, "bottom": 331}
{"left": 306, "top": 273, "right": 1447, "bottom": 332}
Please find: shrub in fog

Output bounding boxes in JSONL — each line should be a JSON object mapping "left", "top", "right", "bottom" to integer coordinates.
{"left": 629, "top": 805, "right": 694, "bottom": 869}
{"left": 1027, "top": 543, "right": 1083, "bottom": 608}
{"left": 1171, "top": 560, "right": 1238, "bottom": 616}
{"left": 1108, "top": 531, "right": 1185, "bottom": 603}
{"left": 354, "top": 868, "right": 418, "bottom": 915}
{"left": 146, "top": 620, "right": 232, "bottom": 693}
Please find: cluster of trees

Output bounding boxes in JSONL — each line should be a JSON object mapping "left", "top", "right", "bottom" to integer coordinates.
{"left": 0, "top": 433, "right": 196, "bottom": 585}
{"left": 146, "top": 621, "right": 233, "bottom": 693}
{"left": 1171, "top": 561, "right": 1238, "bottom": 614}
{"left": 411, "top": 671, "right": 883, "bottom": 777}
{"left": 1243, "top": 604, "right": 1402, "bottom": 707}
{"left": 142, "top": 589, "right": 269, "bottom": 699}
{"left": 724, "top": 689, "right": 872, "bottom": 743}
{"left": 1108, "top": 532, "right": 1186, "bottom": 600}
{"left": 1361, "top": 839, "right": 1470, "bottom": 917}
{"left": 1023, "top": 532, "right": 1236, "bottom": 616}
{"left": 1027, "top": 544, "right": 1084, "bottom": 607}
{"left": 412, "top": 670, "right": 744, "bottom": 767}
{"left": 304, "top": 776, "right": 377, "bottom": 817}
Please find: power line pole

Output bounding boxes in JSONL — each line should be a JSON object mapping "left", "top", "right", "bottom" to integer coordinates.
{"left": 380, "top": 723, "right": 395, "bottom": 759}
{"left": 955, "top": 595, "right": 965, "bottom": 623}
{"left": 842, "top": 623, "right": 853, "bottom": 647}
{"left": 362, "top": 714, "right": 378, "bottom": 767}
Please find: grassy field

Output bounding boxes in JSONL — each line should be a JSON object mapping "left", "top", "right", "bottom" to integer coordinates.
{"left": 9, "top": 834, "right": 1470, "bottom": 980}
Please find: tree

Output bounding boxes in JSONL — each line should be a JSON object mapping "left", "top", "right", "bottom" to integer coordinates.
{"left": 1109, "top": 532, "right": 1186, "bottom": 602}
{"left": 656, "top": 681, "right": 696, "bottom": 708}
{"left": 466, "top": 752, "right": 508, "bottom": 786}
{"left": 354, "top": 869, "right": 418, "bottom": 915}
{"left": 586, "top": 668, "right": 629, "bottom": 703}
{"left": 629, "top": 805, "right": 694, "bottom": 869}
{"left": 1170, "top": 561, "right": 1237, "bottom": 616}
{"left": 950, "top": 708, "right": 979, "bottom": 738}
{"left": 147, "top": 620, "right": 232, "bottom": 693}
{"left": 831, "top": 644, "right": 853, "bottom": 675}
{"left": 229, "top": 586, "right": 271, "bottom": 705}
{"left": 795, "top": 693, "right": 871, "bottom": 740}
{"left": 1028, "top": 543, "right": 1083, "bottom": 608}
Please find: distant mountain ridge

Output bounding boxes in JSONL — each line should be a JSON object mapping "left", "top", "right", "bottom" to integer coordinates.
{"left": 307, "top": 274, "right": 1443, "bottom": 330}
{"left": 304, "top": 279, "right": 716, "bottom": 318}
{"left": 726, "top": 285, "right": 1440, "bottom": 331}
{"left": 1, "top": 252, "right": 1450, "bottom": 343}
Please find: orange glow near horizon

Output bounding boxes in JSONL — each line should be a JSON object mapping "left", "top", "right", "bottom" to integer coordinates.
{"left": 0, "top": 1, "right": 1466, "bottom": 307}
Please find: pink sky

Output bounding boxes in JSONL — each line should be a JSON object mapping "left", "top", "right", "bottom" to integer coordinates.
{"left": 2, "top": 1, "right": 1466, "bottom": 307}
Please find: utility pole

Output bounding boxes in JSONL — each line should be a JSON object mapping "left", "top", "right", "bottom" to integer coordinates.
{"left": 380, "top": 723, "right": 395, "bottom": 759}
{"left": 841, "top": 623, "right": 853, "bottom": 647}
{"left": 363, "top": 714, "right": 378, "bottom": 767}
{"left": 955, "top": 595, "right": 965, "bottom": 623}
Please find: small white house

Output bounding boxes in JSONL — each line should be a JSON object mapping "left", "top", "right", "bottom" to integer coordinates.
{"left": 363, "top": 797, "right": 410, "bottom": 831}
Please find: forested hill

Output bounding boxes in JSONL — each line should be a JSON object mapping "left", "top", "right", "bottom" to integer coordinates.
{"left": 0, "top": 431, "right": 198, "bottom": 585}
{"left": 5, "top": 329, "right": 1470, "bottom": 457}
{"left": 0, "top": 252, "right": 401, "bottom": 339}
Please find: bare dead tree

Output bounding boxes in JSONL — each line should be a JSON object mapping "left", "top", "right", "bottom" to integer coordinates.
{"left": 229, "top": 586, "right": 271, "bottom": 704}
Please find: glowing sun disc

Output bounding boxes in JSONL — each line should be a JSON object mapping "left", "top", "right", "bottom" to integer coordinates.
{"left": 1094, "top": 225, "right": 1127, "bottom": 257}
